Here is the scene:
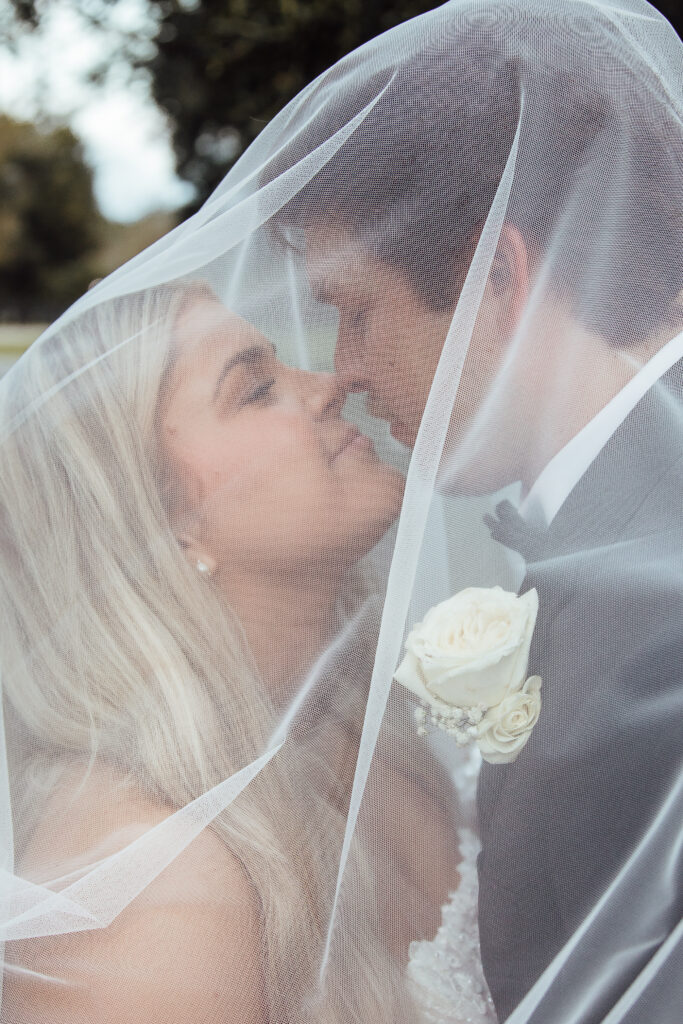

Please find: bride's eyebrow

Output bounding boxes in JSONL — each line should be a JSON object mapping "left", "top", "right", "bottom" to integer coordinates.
{"left": 213, "top": 342, "right": 277, "bottom": 403}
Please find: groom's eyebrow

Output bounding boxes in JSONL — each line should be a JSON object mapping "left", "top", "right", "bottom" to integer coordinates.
{"left": 213, "top": 342, "right": 277, "bottom": 402}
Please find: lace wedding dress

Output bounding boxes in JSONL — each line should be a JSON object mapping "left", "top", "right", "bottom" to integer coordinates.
{"left": 407, "top": 818, "right": 497, "bottom": 1024}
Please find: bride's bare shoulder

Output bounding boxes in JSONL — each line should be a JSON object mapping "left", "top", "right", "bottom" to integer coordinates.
{"left": 9, "top": 761, "right": 268, "bottom": 1024}
{"left": 24, "top": 760, "right": 236, "bottom": 863}
{"left": 19, "top": 761, "right": 174, "bottom": 876}
{"left": 19, "top": 762, "right": 211, "bottom": 882}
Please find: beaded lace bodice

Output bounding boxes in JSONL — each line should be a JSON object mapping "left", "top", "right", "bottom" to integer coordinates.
{"left": 407, "top": 828, "right": 497, "bottom": 1024}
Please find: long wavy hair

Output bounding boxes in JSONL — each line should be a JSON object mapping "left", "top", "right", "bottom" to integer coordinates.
{"left": 0, "top": 282, "right": 426, "bottom": 1022}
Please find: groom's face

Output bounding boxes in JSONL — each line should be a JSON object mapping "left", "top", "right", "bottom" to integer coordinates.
{"left": 305, "top": 224, "right": 456, "bottom": 447}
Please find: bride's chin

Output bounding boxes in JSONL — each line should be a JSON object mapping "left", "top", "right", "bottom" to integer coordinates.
{"left": 321, "top": 468, "right": 404, "bottom": 563}
{"left": 347, "top": 498, "right": 403, "bottom": 559}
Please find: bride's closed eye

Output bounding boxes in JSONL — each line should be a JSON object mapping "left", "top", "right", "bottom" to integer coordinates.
{"left": 242, "top": 378, "right": 276, "bottom": 407}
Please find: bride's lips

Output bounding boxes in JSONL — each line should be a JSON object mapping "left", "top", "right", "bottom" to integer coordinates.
{"left": 330, "top": 427, "right": 373, "bottom": 462}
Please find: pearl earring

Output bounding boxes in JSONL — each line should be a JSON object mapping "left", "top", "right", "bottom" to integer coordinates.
{"left": 196, "top": 559, "right": 210, "bottom": 574}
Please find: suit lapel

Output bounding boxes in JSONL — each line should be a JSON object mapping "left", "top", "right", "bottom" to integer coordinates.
{"left": 535, "top": 357, "right": 683, "bottom": 558}
{"left": 478, "top": 358, "right": 683, "bottom": 822}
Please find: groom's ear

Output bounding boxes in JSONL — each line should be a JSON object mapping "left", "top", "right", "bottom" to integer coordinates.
{"left": 486, "top": 222, "right": 531, "bottom": 339}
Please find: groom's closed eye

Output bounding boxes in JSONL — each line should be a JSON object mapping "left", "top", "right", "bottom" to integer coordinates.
{"left": 312, "top": 285, "right": 332, "bottom": 306}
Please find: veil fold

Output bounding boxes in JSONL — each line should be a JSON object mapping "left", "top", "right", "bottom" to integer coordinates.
{"left": 0, "top": 2, "right": 681, "bottom": 1022}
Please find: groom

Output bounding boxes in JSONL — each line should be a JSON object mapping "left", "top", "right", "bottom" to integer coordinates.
{"left": 277, "top": 35, "right": 683, "bottom": 1023}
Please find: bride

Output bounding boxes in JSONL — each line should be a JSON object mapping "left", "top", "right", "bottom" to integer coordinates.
{"left": 0, "top": 281, "right": 465, "bottom": 1023}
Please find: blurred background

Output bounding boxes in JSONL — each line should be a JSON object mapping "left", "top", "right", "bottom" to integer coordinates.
{"left": 1, "top": 0, "right": 682, "bottom": 373}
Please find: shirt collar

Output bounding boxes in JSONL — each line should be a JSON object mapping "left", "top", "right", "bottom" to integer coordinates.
{"left": 519, "top": 330, "right": 683, "bottom": 529}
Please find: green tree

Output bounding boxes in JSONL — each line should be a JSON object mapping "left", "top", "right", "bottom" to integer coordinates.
{"left": 0, "top": 115, "right": 104, "bottom": 320}
{"left": 144, "top": 0, "right": 437, "bottom": 210}
{"left": 5, "top": 1, "right": 436, "bottom": 213}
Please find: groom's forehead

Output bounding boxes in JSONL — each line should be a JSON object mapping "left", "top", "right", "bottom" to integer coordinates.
{"left": 303, "top": 228, "right": 395, "bottom": 306}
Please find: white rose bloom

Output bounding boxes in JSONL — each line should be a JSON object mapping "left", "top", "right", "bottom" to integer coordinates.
{"left": 477, "top": 675, "right": 542, "bottom": 764}
{"left": 394, "top": 586, "right": 538, "bottom": 711}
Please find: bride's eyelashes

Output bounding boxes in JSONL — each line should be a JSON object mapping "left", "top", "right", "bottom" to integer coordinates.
{"left": 241, "top": 378, "right": 276, "bottom": 407}
{"left": 211, "top": 339, "right": 278, "bottom": 407}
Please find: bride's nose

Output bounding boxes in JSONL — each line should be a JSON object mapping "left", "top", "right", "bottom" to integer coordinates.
{"left": 296, "top": 370, "right": 347, "bottom": 419}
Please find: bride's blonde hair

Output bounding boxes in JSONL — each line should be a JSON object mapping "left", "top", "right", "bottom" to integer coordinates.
{"left": 0, "top": 282, "right": 422, "bottom": 1022}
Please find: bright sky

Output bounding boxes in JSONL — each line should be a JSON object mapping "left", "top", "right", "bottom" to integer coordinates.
{"left": 0, "top": 0, "right": 194, "bottom": 222}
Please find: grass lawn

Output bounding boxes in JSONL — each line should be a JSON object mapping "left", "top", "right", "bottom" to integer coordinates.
{"left": 0, "top": 324, "right": 47, "bottom": 374}
{"left": 0, "top": 323, "right": 48, "bottom": 355}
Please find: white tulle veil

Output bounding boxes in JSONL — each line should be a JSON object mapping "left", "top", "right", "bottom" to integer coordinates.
{"left": 0, "top": 1, "right": 681, "bottom": 1021}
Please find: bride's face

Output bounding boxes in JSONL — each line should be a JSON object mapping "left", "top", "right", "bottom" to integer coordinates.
{"left": 160, "top": 296, "right": 404, "bottom": 574}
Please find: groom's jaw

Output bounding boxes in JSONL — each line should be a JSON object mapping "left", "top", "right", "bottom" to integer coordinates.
{"left": 389, "top": 418, "right": 417, "bottom": 448}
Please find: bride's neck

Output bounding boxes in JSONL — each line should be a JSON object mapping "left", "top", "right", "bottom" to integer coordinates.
{"left": 217, "top": 564, "right": 344, "bottom": 695}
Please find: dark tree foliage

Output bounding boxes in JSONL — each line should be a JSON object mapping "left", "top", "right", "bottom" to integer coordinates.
{"left": 144, "top": 0, "right": 438, "bottom": 211}
{"left": 147, "top": 0, "right": 683, "bottom": 213}
{"left": 0, "top": 115, "right": 103, "bottom": 321}
{"left": 5, "top": 0, "right": 39, "bottom": 29}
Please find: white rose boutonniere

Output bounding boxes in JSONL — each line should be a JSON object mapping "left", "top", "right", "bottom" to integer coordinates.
{"left": 394, "top": 586, "right": 541, "bottom": 764}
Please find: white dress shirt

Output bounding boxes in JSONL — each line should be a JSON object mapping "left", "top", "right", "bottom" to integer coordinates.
{"left": 519, "top": 330, "right": 683, "bottom": 529}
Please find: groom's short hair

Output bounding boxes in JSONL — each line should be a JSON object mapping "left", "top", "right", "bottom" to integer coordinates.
{"left": 269, "top": 16, "right": 683, "bottom": 345}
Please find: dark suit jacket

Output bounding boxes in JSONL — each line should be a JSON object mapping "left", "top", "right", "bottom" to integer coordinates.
{"left": 477, "top": 362, "right": 683, "bottom": 1022}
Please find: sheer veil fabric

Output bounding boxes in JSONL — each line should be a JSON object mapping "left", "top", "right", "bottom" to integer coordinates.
{"left": 0, "top": 1, "right": 682, "bottom": 1022}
